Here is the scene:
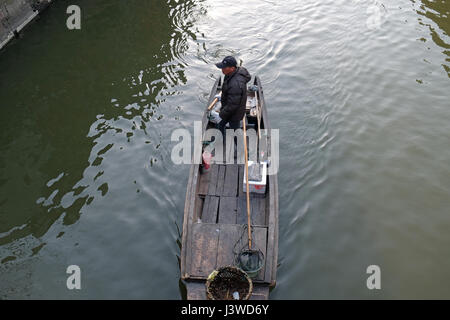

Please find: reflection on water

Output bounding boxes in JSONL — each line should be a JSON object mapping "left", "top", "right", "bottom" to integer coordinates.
{"left": 0, "top": 0, "right": 203, "bottom": 282}
{"left": 414, "top": 0, "right": 450, "bottom": 77}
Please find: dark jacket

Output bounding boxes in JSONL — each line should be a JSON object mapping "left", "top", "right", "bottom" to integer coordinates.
{"left": 219, "top": 67, "right": 251, "bottom": 122}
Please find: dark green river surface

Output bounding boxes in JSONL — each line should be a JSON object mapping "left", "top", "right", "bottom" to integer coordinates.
{"left": 0, "top": 0, "right": 449, "bottom": 299}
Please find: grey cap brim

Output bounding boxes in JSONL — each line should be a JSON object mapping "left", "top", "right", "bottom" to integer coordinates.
{"left": 215, "top": 62, "right": 225, "bottom": 68}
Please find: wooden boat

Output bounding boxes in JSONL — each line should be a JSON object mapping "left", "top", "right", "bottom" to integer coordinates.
{"left": 180, "top": 76, "right": 279, "bottom": 300}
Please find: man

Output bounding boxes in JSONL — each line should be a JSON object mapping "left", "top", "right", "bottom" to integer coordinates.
{"left": 213, "top": 56, "right": 251, "bottom": 135}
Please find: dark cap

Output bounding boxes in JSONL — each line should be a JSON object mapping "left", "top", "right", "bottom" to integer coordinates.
{"left": 215, "top": 56, "right": 237, "bottom": 69}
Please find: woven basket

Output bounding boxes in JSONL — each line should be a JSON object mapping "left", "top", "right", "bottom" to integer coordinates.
{"left": 205, "top": 266, "right": 253, "bottom": 300}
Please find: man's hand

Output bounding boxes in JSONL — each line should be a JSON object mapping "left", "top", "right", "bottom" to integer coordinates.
{"left": 214, "top": 94, "right": 221, "bottom": 101}
{"left": 209, "top": 110, "right": 222, "bottom": 124}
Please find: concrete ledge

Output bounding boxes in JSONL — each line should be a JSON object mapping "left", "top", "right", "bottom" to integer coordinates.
{"left": 0, "top": 0, "right": 52, "bottom": 51}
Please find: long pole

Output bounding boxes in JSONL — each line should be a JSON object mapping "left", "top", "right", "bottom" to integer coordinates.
{"left": 207, "top": 91, "right": 222, "bottom": 111}
{"left": 207, "top": 97, "right": 219, "bottom": 111}
{"left": 243, "top": 115, "right": 252, "bottom": 249}
{"left": 255, "top": 91, "right": 261, "bottom": 139}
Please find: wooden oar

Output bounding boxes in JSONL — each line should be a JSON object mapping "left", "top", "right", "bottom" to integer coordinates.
{"left": 242, "top": 114, "right": 252, "bottom": 249}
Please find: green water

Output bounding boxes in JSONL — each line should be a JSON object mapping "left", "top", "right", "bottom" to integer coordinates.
{"left": 0, "top": 0, "right": 449, "bottom": 299}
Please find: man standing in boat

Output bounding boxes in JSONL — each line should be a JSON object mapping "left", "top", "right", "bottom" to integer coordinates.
{"left": 213, "top": 56, "right": 251, "bottom": 135}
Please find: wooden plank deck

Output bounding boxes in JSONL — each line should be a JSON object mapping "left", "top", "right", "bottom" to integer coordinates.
{"left": 186, "top": 280, "right": 270, "bottom": 300}
{"left": 189, "top": 223, "right": 220, "bottom": 277}
{"left": 216, "top": 165, "right": 226, "bottom": 195}
{"left": 201, "top": 195, "right": 219, "bottom": 223}
{"left": 218, "top": 196, "right": 237, "bottom": 224}
{"left": 223, "top": 164, "right": 239, "bottom": 197}
{"left": 188, "top": 223, "right": 267, "bottom": 281}
{"left": 207, "top": 165, "right": 219, "bottom": 195}
{"left": 237, "top": 195, "right": 266, "bottom": 226}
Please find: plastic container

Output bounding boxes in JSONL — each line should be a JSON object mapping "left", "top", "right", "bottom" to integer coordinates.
{"left": 243, "top": 161, "right": 267, "bottom": 194}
